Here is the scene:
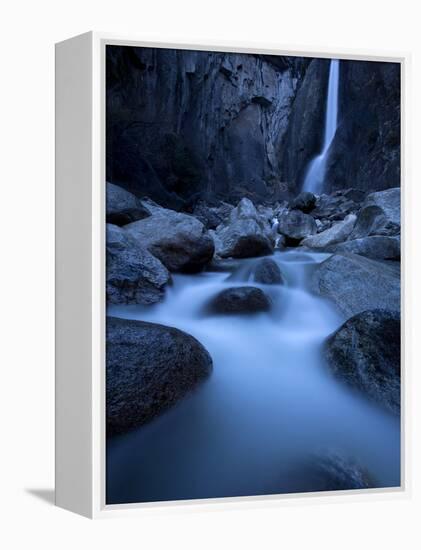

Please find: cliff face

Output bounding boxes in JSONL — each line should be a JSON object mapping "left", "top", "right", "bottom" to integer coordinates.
{"left": 279, "top": 58, "right": 331, "bottom": 193}
{"left": 106, "top": 46, "right": 400, "bottom": 207}
{"left": 325, "top": 60, "right": 401, "bottom": 193}
{"left": 107, "top": 46, "right": 309, "bottom": 207}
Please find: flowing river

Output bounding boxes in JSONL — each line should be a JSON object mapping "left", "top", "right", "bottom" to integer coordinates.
{"left": 106, "top": 250, "right": 400, "bottom": 504}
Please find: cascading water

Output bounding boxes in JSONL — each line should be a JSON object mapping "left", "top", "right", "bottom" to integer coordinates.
{"left": 106, "top": 251, "right": 400, "bottom": 504}
{"left": 302, "top": 59, "right": 340, "bottom": 194}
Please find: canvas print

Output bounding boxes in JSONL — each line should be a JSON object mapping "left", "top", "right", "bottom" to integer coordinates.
{"left": 105, "top": 45, "right": 401, "bottom": 505}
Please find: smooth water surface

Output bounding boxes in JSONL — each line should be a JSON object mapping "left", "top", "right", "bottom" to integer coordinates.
{"left": 106, "top": 250, "right": 400, "bottom": 504}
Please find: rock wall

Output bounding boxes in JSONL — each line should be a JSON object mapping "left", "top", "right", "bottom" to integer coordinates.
{"left": 107, "top": 46, "right": 309, "bottom": 207}
{"left": 106, "top": 46, "right": 400, "bottom": 206}
{"left": 279, "top": 58, "right": 331, "bottom": 192}
{"left": 324, "top": 60, "right": 400, "bottom": 193}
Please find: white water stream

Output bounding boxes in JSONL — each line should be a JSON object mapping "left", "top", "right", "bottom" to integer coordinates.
{"left": 107, "top": 250, "right": 400, "bottom": 504}
{"left": 302, "top": 59, "right": 340, "bottom": 194}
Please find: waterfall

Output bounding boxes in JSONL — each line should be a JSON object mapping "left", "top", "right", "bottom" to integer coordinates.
{"left": 302, "top": 59, "right": 340, "bottom": 194}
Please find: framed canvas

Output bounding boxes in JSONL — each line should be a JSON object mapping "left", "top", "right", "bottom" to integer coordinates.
{"left": 55, "top": 32, "right": 409, "bottom": 518}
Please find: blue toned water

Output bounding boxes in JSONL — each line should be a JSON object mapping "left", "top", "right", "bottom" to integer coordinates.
{"left": 303, "top": 59, "right": 340, "bottom": 194}
{"left": 106, "top": 250, "right": 400, "bottom": 504}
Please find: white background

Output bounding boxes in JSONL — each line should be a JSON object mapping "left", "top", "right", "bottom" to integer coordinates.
{"left": 1, "top": 0, "right": 420, "bottom": 547}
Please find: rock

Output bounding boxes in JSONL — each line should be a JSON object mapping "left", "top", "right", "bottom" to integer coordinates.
{"left": 331, "top": 235, "right": 400, "bottom": 261}
{"left": 315, "top": 218, "right": 332, "bottom": 233}
{"left": 106, "top": 182, "right": 151, "bottom": 226}
{"left": 301, "top": 214, "right": 356, "bottom": 249}
{"left": 192, "top": 200, "right": 233, "bottom": 230}
{"left": 124, "top": 205, "right": 214, "bottom": 272}
{"left": 350, "top": 188, "right": 400, "bottom": 239}
{"left": 284, "top": 452, "right": 375, "bottom": 493}
{"left": 310, "top": 190, "right": 360, "bottom": 221}
{"left": 325, "top": 309, "right": 400, "bottom": 414}
{"left": 257, "top": 204, "right": 275, "bottom": 222}
{"left": 311, "top": 253, "right": 400, "bottom": 319}
{"left": 253, "top": 258, "right": 284, "bottom": 285}
{"left": 290, "top": 191, "right": 317, "bottom": 213}
{"left": 106, "top": 317, "right": 213, "bottom": 436}
{"left": 208, "top": 286, "right": 271, "bottom": 314}
{"left": 273, "top": 201, "right": 289, "bottom": 218}
{"left": 341, "top": 188, "right": 367, "bottom": 203}
{"left": 106, "top": 224, "right": 171, "bottom": 305}
{"left": 364, "top": 188, "right": 400, "bottom": 221}
{"left": 213, "top": 198, "right": 274, "bottom": 258}
{"left": 277, "top": 209, "right": 317, "bottom": 245}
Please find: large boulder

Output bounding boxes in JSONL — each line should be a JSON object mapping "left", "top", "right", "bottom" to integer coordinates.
{"left": 290, "top": 191, "right": 317, "bottom": 213}
{"left": 124, "top": 205, "right": 214, "bottom": 272}
{"left": 208, "top": 286, "right": 271, "bottom": 314}
{"left": 311, "top": 253, "right": 400, "bottom": 319}
{"left": 283, "top": 452, "right": 375, "bottom": 493}
{"left": 277, "top": 209, "right": 317, "bottom": 245}
{"left": 350, "top": 188, "right": 400, "bottom": 239}
{"left": 213, "top": 198, "right": 274, "bottom": 258}
{"left": 253, "top": 258, "right": 284, "bottom": 285}
{"left": 364, "top": 188, "right": 400, "bottom": 224}
{"left": 106, "top": 182, "right": 150, "bottom": 226}
{"left": 325, "top": 309, "right": 400, "bottom": 414}
{"left": 107, "top": 317, "right": 213, "bottom": 436}
{"left": 331, "top": 235, "right": 400, "bottom": 261}
{"left": 106, "top": 224, "right": 171, "bottom": 305}
{"left": 301, "top": 214, "right": 356, "bottom": 249}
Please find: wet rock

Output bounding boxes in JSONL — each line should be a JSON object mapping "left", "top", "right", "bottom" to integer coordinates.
{"left": 253, "top": 258, "right": 284, "bottom": 285}
{"left": 208, "top": 286, "right": 271, "bottom": 314}
{"left": 301, "top": 214, "right": 356, "bottom": 249}
{"left": 325, "top": 309, "right": 400, "bottom": 414}
{"left": 213, "top": 198, "right": 274, "bottom": 258}
{"left": 311, "top": 253, "right": 400, "bottom": 319}
{"left": 331, "top": 235, "right": 400, "bottom": 261}
{"left": 106, "top": 182, "right": 151, "bottom": 226}
{"left": 124, "top": 205, "right": 214, "bottom": 272}
{"left": 106, "top": 317, "right": 213, "bottom": 436}
{"left": 290, "top": 191, "right": 317, "bottom": 213}
{"left": 277, "top": 209, "right": 317, "bottom": 245}
{"left": 106, "top": 224, "right": 171, "bottom": 305}
{"left": 284, "top": 452, "right": 375, "bottom": 493}
{"left": 350, "top": 188, "right": 400, "bottom": 239}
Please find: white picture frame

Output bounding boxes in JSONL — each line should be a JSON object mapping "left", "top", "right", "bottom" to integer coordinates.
{"left": 55, "top": 31, "right": 410, "bottom": 519}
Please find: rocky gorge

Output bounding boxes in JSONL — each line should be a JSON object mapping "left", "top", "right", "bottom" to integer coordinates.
{"left": 105, "top": 47, "right": 401, "bottom": 503}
